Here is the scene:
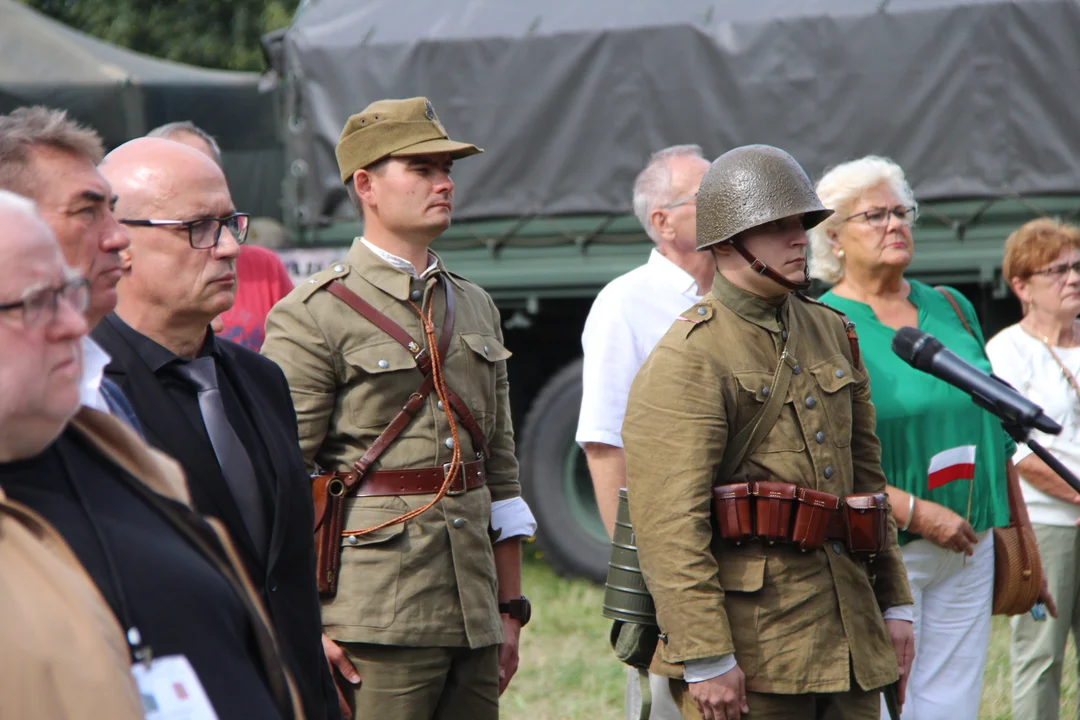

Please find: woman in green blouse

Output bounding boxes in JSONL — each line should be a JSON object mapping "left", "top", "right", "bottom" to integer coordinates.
{"left": 807, "top": 156, "right": 1052, "bottom": 720}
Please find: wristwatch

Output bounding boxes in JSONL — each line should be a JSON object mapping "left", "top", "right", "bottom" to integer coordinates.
{"left": 499, "top": 596, "right": 532, "bottom": 626}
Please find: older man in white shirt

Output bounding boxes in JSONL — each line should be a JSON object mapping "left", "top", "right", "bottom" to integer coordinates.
{"left": 0, "top": 107, "right": 138, "bottom": 428}
{"left": 576, "top": 144, "right": 712, "bottom": 720}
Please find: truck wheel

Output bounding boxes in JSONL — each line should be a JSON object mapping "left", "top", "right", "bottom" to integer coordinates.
{"left": 519, "top": 357, "right": 609, "bottom": 583}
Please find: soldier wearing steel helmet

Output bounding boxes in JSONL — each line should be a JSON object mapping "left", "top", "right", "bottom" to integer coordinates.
{"left": 621, "top": 145, "right": 915, "bottom": 720}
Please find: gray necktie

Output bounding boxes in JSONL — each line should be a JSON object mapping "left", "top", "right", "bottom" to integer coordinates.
{"left": 172, "top": 356, "right": 268, "bottom": 556}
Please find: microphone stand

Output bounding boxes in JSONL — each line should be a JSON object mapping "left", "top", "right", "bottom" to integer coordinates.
{"left": 1001, "top": 421, "right": 1080, "bottom": 495}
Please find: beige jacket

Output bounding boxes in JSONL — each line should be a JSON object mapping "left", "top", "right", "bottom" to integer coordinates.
{"left": 263, "top": 238, "right": 520, "bottom": 648}
{"left": 623, "top": 272, "right": 912, "bottom": 694}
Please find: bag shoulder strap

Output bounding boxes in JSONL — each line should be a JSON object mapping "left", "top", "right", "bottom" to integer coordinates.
{"left": 936, "top": 286, "right": 976, "bottom": 337}
{"left": 717, "top": 305, "right": 801, "bottom": 481}
{"left": 938, "top": 287, "right": 1030, "bottom": 531}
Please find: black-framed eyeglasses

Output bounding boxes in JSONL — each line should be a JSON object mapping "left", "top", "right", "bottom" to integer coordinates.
{"left": 0, "top": 275, "right": 90, "bottom": 329}
{"left": 118, "top": 213, "right": 250, "bottom": 249}
{"left": 663, "top": 192, "right": 698, "bottom": 210}
{"left": 1030, "top": 259, "right": 1080, "bottom": 280}
{"left": 842, "top": 205, "right": 918, "bottom": 228}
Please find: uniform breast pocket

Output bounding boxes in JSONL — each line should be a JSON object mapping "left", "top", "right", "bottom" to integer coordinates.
{"left": 342, "top": 340, "right": 419, "bottom": 429}
{"left": 809, "top": 355, "right": 856, "bottom": 447}
{"left": 733, "top": 371, "right": 805, "bottom": 453}
{"left": 456, "top": 333, "right": 512, "bottom": 418}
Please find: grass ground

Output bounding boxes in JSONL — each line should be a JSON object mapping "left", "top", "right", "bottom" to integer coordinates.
{"left": 503, "top": 552, "right": 1077, "bottom": 720}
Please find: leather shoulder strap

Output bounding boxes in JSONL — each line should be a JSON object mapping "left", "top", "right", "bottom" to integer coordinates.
{"left": 717, "top": 305, "right": 801, "bottom": 481}
{"left": 327, "top": 279, "right": 493, "bottom": 461}
{"left": 936, "top": 286, "right": 976, "bottom": 337}
{"left": 329, "top": 279, "right": 455, "bottom": 482}
{"left": 328, "top": 280, "right": 431, "bottom": 367}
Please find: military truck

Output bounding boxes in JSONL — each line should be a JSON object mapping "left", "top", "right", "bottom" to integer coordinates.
{"left": 265, "top": 0, "right": 1080, "bottom": 582}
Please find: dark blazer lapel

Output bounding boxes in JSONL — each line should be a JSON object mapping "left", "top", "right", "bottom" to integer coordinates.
{"left": 217, "top": 345, "right": 293, "bottom": 574}
{"left": 92, "top": 317, "right": 262, "bottom": 565}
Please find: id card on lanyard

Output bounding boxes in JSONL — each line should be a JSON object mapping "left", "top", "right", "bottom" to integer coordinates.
{"left": 132, "top": 655, "right": 220, "bottom": 720}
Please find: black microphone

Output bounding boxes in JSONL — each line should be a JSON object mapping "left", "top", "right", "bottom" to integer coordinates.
{"left": 891, "top": 327, "right": 1062, "bottom": 435}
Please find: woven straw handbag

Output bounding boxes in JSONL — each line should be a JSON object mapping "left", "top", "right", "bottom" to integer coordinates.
{"left": 991, "top": 474, "right": 1043, "bottom": 615}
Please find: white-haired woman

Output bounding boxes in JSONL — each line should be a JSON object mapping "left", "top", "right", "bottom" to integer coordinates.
{"left": 808, "top": 156, "right": 1052, "bottom": 720}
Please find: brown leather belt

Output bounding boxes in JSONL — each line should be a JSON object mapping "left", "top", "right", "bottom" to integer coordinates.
{"left": 354, "top": 459, "right": 487, "bottom": 497}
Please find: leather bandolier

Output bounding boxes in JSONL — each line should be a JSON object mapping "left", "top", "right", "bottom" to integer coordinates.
{"left": 310, "top": 277, "right": 491, "bottom": 597}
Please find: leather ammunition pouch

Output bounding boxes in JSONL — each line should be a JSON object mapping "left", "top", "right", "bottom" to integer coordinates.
{"left": 843, "top": 492, "right": 890, "bottom": 556}
{"left": 753, "top": 481, "right": 798, "bottom": 544}
{"left": 712, "top": 481, "right": 889, "bottom": 556}
{"left": 792, "top": 487, "right": 843, "bottom": 552}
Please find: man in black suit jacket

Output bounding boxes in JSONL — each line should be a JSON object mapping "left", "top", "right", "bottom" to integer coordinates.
{"left": 94, "top": 137, "right": 342, "bottom": 720}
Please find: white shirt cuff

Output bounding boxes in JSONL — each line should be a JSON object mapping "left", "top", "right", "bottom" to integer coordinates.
{"left": 883, "top": 605, "right": 915, "bottom": 623}
{"left": 491, "top": 497, "right": 537, "bottom": 540}
{"left": 683, "top": 654, "right": 738, "bottom": 683}
{"left": 575, "top": 430, "right": 624, "bottom": 449}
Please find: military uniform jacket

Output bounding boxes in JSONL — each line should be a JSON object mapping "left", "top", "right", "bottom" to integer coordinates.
{"left": 262, "top": 239, "right": 519, "bottom": 649}
{"left": 622, "top": 272, "right": 913, "bottom": 695}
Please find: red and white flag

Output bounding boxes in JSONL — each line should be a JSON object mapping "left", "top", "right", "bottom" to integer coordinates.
{"left": 927, "top": 445, "right": 977, "bottom": 490}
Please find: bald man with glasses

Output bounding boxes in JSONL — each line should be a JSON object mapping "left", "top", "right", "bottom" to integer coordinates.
{"left": 91, "top": 137, "right": 341, "bottom": 720}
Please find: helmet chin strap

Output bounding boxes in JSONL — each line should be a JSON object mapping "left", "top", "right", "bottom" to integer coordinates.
{"left": 730, "top": 239, "right": 811, "bottom": 292}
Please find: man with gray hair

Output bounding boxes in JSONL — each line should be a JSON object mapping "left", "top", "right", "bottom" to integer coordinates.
{"left": 147, "top": 120, "right": 223, "bottom": 165}
{"left": 575, "top": 144, "right": 712, "bottom": 720}
{"left": 0, "top": 107, "right": 139, "bottom": 428}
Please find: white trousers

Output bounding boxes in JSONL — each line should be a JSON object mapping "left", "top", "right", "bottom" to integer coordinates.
{"left": 625, "top": 667, "right": 681, "bottom": 720}
{"left": 882, "top": 530, "right": 995, "bottom": 720}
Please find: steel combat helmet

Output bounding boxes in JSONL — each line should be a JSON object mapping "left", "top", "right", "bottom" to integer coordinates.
{"left": 696, "top": 144, "right": 833, "bottom": 290}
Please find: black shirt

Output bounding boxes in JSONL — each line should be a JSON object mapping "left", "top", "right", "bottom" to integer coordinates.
{"left": 108, "top": 316, "right": 275, "bottom": 558}
{"left": 0, "top": 429, "right": 282, "bottom": 720}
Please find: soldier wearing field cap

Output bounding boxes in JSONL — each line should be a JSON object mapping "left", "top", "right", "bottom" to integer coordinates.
{"left": 262, "top": 97, "right": 536, "bottom": 720}
{"left": 622, "top": 145, "right": 916, "bottom": 720}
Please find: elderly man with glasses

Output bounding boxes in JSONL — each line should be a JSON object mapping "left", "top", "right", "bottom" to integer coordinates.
{"left": 91, "top": 137, "right": 341, "bottom": 720}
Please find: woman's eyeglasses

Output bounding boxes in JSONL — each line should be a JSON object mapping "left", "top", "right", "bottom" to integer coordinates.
{"left": 842, "top": 206, "right": 917, "bottom": 228}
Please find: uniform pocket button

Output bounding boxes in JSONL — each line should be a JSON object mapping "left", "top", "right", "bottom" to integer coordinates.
{"left": 377, "top": 359, "right": 389, "bottom": 369}
{"left": 452, "top": 518, "right": 467, "bottom": 529}
{"left": 832, "top": 543, "right": 843, "bottom": 555}
{"left": 347, "top": 536, "right": 359, "bottom": 546}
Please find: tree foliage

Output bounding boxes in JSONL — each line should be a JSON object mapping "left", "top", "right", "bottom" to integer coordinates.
{"left": 23, "top": 0, "right": 300, "bottom": 71}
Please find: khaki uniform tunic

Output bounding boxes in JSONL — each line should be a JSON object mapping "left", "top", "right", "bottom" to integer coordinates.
{"left": 622, "top": 272, "right": 913, "bottom": 695}
{"left": 262, "top": 239, "right": 519, "bottom": 649}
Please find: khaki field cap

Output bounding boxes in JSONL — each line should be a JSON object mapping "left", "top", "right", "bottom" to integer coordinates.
{"left": 696, "top": 144, "right": 833, "bottom": 251}
{"left": 335, "top": 97, "right": 483, "bottom": 184}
